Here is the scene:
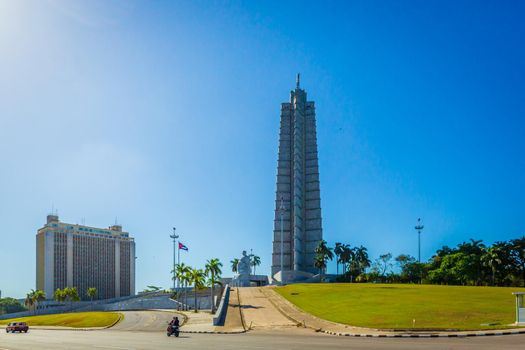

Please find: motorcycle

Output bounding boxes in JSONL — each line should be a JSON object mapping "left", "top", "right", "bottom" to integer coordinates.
{"left": 167, "top": 324, "right": 180, "bottom": 337}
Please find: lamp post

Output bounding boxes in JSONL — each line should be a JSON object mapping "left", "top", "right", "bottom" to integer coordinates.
{"left": 414, "top": 218, "right": 424, "bottom": 263}
{"left": 279, "top": 196, "right": 285, "bottom": 284}
{"left": 170, "top": 227, "right": 179, "bottom": 291}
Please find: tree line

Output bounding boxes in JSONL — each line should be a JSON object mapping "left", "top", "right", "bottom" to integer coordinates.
{"left": 18, "top": 287, "right": 98, "bottom": 315}
{"left": 0, "top": 297, "right": 27, "bottom": 315}
{"left": 313, "top": 236, "right": 525, "bottom": 287}
{"left": 171, "top": 257, "right": 223, "bottom": 313}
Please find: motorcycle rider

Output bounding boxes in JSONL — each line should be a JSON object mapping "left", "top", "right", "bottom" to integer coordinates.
{"left": 169, "top": 317, "right": 180, "bottom": 328}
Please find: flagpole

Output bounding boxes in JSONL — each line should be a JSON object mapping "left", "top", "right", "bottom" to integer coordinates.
{"left": 178, "top": 243, "right": 182, "bottom": 310}
{"left": 170, "top": 228, "right": 178, "bottom": 292}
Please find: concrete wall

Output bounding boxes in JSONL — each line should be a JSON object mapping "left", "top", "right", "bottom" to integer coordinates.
{"left": 0, "top": 293, "right": 146, "bottom": 320}
{"left": 213, "top": 285, "right": 230, "bottom": 326}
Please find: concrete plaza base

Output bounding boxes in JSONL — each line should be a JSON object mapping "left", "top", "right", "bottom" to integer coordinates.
{"left": 272, "top": 270, "right": 315, "bottom": 284}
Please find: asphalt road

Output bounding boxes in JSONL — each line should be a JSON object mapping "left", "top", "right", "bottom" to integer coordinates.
{"left": 1, "top": 328, "right": 524, "bottom": 350}
{"left": 111, "top": 311, "right": 178, "bottom": 332}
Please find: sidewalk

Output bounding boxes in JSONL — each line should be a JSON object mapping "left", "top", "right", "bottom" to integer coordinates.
{"left": 262, "top": 287, "right": 525, "bottom": 338}
{"left": 237, "top": 287, "right": 296, "bottom": 330}
{"left": 178, "top": 311, "right": 215, "bottom": 332}
{"left": 218, "top": 287, "right": 245, "bottom": 333}
{"left": 178, "top": 287, "right": 247, "bottom": 334}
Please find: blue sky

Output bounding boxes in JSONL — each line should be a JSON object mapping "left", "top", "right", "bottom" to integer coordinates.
{"left": 0, "top": 0, "right": 524, "bottom": 298}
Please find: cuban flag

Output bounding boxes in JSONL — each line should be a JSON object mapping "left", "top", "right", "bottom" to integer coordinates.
{"left": 178, "top": 242, "right": 189, "bottom": 251}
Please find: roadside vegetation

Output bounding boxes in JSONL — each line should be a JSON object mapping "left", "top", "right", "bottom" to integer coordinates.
{"left": 0, "top": 298, "right": 26, "bottom": 315}
{"left": 320, "top": 237, "right": 525, "bottom": 287}
{"left": 0, "top": 311, "right": 121, "bottom": 328}
{"left": 276, "top": 283, "right": 525, "bottom": 330}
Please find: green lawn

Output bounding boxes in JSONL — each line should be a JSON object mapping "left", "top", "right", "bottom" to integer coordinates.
{"left": 0, "top": 312, "right": 122, "bottom": 328}
{"left": 275, "top": 283, "right": 525, "bottom": 330}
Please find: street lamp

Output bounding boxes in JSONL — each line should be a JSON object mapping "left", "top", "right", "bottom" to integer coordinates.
{"left": 414, "top": 218, "right": 424, "bottom": 263}
{"left": 170, "top": 227, "right": 179, "bottom": 291}
{"left": 279, "top": 196, "right": 286, "bottom": 284}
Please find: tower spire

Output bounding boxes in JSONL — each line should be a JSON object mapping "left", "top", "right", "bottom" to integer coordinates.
{"left": 296, "top": 73, "right": 300, "bottom": 89}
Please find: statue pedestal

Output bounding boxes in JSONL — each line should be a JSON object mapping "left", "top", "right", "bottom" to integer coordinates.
{"left": 231, "top": 273, "right": 251, "bottom": 287}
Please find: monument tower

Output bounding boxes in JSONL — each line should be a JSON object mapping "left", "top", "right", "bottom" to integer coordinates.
{"left": 272, "top": 75, "right": 323, "bottom": 280}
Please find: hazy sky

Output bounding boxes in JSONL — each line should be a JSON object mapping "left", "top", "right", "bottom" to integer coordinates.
{"left": 1, "top": 0, "right": 524, "bottom": 298}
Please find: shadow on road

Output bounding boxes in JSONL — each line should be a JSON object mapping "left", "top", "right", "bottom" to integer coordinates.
{"left": 231, "top": 304, "right": 263, "bottom": 310}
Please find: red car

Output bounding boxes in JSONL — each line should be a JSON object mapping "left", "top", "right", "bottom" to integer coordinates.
{"left": 5, "top": 322, "right": 29, "bottom": 333}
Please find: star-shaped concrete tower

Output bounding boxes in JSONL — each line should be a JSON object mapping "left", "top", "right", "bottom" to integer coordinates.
{"left": 272, "top": 75, "right": 323, "bottom": 281}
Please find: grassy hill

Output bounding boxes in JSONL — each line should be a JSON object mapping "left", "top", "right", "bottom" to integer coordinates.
{"left": 0, "top": 311, "right": 121, "bottom": 328}
{"left": 276, "top": 283, "right": 525, "bottom": 330}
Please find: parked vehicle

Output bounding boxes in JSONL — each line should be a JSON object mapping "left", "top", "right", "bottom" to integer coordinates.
{"left": 6, "top": 322, "right": 29, "bottom": 333}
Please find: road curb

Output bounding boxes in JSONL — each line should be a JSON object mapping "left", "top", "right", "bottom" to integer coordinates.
{"left": 180, "top": 329, "right": 246, "bottom": 334}
{"left": 104, "top": 312, "right": 124, "bottom": 329}
{"left": 321, "top": 329, "right": 525, "bottom": 338}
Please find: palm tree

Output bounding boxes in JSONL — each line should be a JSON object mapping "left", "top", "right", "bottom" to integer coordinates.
{"left": 24, "top": 292, "right": 35, "bottom": 314}
{"left": 188, "top": 268, "right": 206, "bottom": 313}
{"left": 144, "top": 285, "right": 162, "bottom": 292}
{"left": 205, "top": 258, "right": 223, "bottom": 313}
{"left": 230, "top": 258, "right": 239, "bottom": 273}
{"left": 251, "top": 255, "right": 261, "bottom": 275}
{"left": 170, "top": 265, "right": 178, "bottom": 292}
{"left": 172, "top": 263, "right": 191, "bottom": 310}
{"left": 334, "top": 243, "right": 343, "bottom": 275}
{"left": 510, "top": 236, "right": 525, "bottom": 287}
{"left": 315, "top": 240, "right": 334, "bottom": 282}
{"left": 87, "top": 287, "right": 97, "bottom": 310}
{"left": 481, "top": 247, "right": 503, "bottom": 286}
{"left": 172, "top": 263, "right": 188, "bottom": 298}
{"left": 64, "top": 287, "right": 79, "bottom": 310}
{"left": 33, "top": 290, "right": 46, "bottom": 315}
{"left": 354, "top": 245, "right": 371, "bottom": 276}
{"left": 54, "top": 288, "right": 66, "bottom": 303}
{"left": 182, "top": 269, "right": 192, "bottom": 310}
{"left": 314, "top": 255, "right": 328, "bottom": 281}
{"left": 339, "top": 245, "right": 354, "bottom": 280}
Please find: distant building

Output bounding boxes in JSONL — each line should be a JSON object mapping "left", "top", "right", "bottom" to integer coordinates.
{"left": 272, "top": 75, "right": 323, "bottom": 278}
{"left": 36, "top": 215, "right": 135, "bottom": 300}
